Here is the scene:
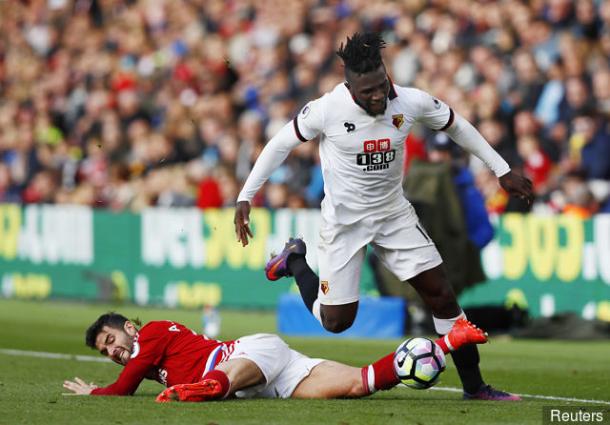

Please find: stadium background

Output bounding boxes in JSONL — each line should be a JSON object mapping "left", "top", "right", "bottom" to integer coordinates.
{"left": 1, "top": 1, "right": 609, "bottom": 423}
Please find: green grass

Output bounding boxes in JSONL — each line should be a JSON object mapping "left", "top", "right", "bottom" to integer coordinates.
{"left": 0, "top": 299, "right": 608, "bottom": 425}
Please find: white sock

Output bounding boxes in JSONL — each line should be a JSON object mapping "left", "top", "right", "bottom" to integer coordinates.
{"left": 433, "top": 311, "right": 466, "bottom": 335}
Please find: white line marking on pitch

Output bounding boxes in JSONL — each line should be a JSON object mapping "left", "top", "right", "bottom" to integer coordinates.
{"left": 429, "top": 386, "right": 610, "bottom": 405}
{"left": 0, "top": 348, "right": 111, "bottom": 363}
{"left": 1, "top": 348, "right": 609, "bottom": 405}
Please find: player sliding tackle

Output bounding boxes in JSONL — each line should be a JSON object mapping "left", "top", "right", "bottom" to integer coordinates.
{"left": 63, "top": 312, "right": 487, "bottom": 401}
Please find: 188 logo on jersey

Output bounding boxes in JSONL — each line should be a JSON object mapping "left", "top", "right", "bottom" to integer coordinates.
{"left": 358, "top": 138, "right": 395, "bottom": 171}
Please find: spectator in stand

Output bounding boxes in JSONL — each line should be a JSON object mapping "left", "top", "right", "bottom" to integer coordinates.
{"left": 509, "top": 50, "right": 544, "bottom": 112}
{"left": 0, "top": 163, "right": 21, "bottom": 203}
{"left": 592, "top": 68, "right": 610, "bottom": 116}
{"left": 553, "top": 172, "right": 598, "bottom": 219}
{"left": 516, "top": 135, "right": 553, "bottom": 196}
{"left": 572, "top": 113, "right": 610, "bottom": 182}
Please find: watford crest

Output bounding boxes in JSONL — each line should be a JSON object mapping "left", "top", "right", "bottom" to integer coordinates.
{"left": 392, "top": 114, "right": 404, "bottom": 129}
{"left": 321, "top": 281, "right": 329, "bottom": 295}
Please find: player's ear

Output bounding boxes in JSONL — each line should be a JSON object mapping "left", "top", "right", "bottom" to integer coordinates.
{"left": 124, "top": 321, "right": 137, "bottom": 336}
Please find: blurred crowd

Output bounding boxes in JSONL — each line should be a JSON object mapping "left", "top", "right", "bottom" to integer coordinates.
{"left": 0, "top": 0, "right": 609, "bottom": 216}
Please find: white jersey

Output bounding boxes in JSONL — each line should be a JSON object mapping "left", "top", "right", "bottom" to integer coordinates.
{"left": 294, "top": 83, "right": 452, "bottom": 225}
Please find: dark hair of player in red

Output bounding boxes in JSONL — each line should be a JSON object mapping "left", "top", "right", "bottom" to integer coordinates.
{"left": 85, "top": 312, "right": 140, "bottom": 348}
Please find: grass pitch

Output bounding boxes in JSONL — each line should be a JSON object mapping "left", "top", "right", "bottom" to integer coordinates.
{"left": 0, "top": 299, "right": 608, "bottom": 425}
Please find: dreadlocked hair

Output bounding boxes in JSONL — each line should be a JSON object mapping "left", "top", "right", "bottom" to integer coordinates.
{"left": 336, "top": 32, "right": 386, "bottom": 74}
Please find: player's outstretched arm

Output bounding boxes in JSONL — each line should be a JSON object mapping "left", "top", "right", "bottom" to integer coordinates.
{"left": 443, "top": 113, "right": 533, "bottom": 203}
{"left": 234, "top": 121, "right": 302, "bottom": 246}
{"left": 62, "top": 377, "right": 98, "bottom": 395}
{"left": 234, "top": 200, "right": 253, "bottom": 247}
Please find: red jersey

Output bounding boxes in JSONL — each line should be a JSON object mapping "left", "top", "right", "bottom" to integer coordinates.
{"left": 91, "top": 321, "right": 232, "bottom": 396}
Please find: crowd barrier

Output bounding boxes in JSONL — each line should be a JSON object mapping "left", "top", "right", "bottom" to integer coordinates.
{"left": 0, "top": 204, "right": 608, "bottom": 320}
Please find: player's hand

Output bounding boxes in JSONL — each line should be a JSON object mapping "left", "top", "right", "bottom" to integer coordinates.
{"left": 499, "top": 171, "right": 534, "bottom": 205}
{"left": 63, "top": 377, "right": 98, "bottom": 395}
{"left": 234, "top": 201, "right": 253, "bottom": 247}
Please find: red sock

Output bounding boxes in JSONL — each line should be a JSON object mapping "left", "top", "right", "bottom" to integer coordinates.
{"left": 202, "top": 369, "right": 231, "bottom": 399}
{"left": 361, "top": 353, "right": 399, "bottom": 395}
{"left": 435, "top": 336, "right": 450, "bottom": 354}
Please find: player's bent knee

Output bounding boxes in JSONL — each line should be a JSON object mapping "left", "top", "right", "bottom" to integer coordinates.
{"left": 321, "top": 316, "right": 355, "bottom": 333}
{"left": 319, "top": 302, "right": 358, "bottom": 333}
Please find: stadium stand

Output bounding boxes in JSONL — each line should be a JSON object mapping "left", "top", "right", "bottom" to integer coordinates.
{"left": 0, "top": 0, "right": 609, "bottom": 214}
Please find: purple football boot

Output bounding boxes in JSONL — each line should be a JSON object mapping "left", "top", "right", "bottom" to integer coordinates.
{"left": 463, "top": 384, "right": 522, "bottom": 401}
{"left": 265, "top": 238, "right": 307, "bottom": 281}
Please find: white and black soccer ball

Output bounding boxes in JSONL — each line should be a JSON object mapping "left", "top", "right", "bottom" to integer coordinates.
{"left": 393, "top": 337, "right": 446, "bottom": 389}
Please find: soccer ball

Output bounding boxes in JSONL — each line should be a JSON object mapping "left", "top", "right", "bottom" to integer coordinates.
{"left": 393, "top": 337, "right": 446, "bottom": 389}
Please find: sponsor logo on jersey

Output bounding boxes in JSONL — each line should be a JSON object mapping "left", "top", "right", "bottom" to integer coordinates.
{"left": 433, "top": 98, "right": 441, "bottom": 109}
{"left": 301, "top": 105, "right": 310, "bottom": 117}
{"left": 357, "top": 139, "right": 396, "bottom": 172}
{"left": 344, "top": 122, "right": 356, "bottom": 132}
{"left": 392, "top": 114, "right": 404, "bottom": 129}
{"left": 321, "top": 280, "right": 329, "bottom": 295}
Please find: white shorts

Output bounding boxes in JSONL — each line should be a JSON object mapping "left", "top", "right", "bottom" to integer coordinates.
{"left": 317, "top": 206, "right": 443, "bottom": 305}
{"left": 226, "top": 334, "right": 323, "bottom": 399}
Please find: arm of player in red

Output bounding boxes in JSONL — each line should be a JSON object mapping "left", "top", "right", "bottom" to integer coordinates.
{"left": 90, "top": 359, "right": 155, "bottom": 395}
{"left": 63, "top": 359, "right": 154, "bottom": 396}
{"left": 62, "top": 377, "right": 98, "bottom": 395}
{"left": 63, "top": 328, "right": 167, "bottom": 396}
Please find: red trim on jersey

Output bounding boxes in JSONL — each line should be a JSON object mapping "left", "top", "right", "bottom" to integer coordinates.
{"left": 293, "top": 116, "right": 308, "bottom": 142}
{"left": 439, "top": 108, "right": 455, "bottom": 131}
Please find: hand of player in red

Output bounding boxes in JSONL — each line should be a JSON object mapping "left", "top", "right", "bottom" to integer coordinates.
{"left": 499, "top": 171, "right": 534, "bottom": 205}
{"left": 63, "top": 377, "right": 98, "bottom": 395}
{"left": 234, "top": 201, "right": 253, "bottom": 247}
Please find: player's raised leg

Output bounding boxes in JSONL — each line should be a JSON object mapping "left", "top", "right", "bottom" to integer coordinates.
{"left": 265, "top": 237, "right": 360, "bottom": 333}
{"left": 409, "top": 265, "right": 520, "bottom": 401}
{"left": 265, "top": 238, "right": 320, "bottom": 314}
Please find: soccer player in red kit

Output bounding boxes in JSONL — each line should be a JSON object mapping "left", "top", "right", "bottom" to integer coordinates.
{"left": 63, "top": 312, "right": 488, "bottom": 402}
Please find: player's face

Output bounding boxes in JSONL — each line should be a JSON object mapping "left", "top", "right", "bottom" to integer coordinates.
{"left": 95, "top": 322, "right": 137, "bottom": 366}
{"left": 346, "top": 65, "right": 390, "bottom": 116}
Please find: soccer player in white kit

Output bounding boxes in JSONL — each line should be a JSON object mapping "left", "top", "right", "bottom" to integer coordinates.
{"left": 234, "top": 33, "right": 532, "bottom": 400}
